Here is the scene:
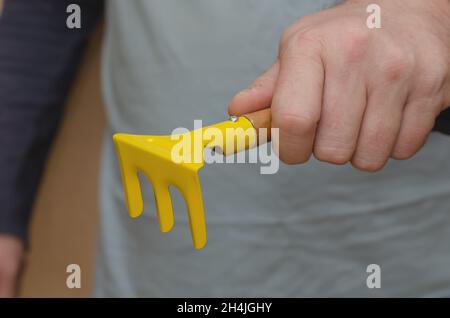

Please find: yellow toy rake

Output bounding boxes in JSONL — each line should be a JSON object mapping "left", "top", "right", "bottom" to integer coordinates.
{"left": 113, "top": 109, "right": 271, "bottom": 249}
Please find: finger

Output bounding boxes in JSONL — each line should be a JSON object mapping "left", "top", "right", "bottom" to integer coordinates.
{"left": 228, "top": 62, "right": 279, "bottom": 116}
{"left": 271, "top": 37, "right": 324, "bottom": 164}
{"left": 391, "top": 97, "right": 440, "bottom": 160}
{"left": 313, "top": 61, "right": 367, "bottom": 164}
{"left": 351, "top": 84, "right": 407, "bottom": 171}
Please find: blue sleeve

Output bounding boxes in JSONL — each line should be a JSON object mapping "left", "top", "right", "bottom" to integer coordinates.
{"left": 0, "top": 0, "right": 104, "bottom": 242}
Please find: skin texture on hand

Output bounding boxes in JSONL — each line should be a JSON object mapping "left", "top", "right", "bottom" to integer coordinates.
{"left": 0, "top": 235, "right": 24, "bottom": 297}
{"left": 229, "top": 0, "right": 450, "bottom": 171}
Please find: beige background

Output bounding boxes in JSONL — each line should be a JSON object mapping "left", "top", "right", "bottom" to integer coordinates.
{"left": 0, "top": 0, "right": 105, "bottom": 297}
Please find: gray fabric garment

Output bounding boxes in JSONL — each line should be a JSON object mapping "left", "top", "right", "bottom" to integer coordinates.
{"left": 94, "top": 0, "right": 450, "bottom": 297}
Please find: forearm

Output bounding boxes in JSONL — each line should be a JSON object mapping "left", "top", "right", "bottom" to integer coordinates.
{"left": 0, "top": 0, "right": 104, "bottom": 242}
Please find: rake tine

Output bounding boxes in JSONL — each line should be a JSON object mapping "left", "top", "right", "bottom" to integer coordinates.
{"left": 149, "top": 179, "right": 175, "bottom": 233}
{"left": 114, "top": 135, "right": 144, "bottom": 218}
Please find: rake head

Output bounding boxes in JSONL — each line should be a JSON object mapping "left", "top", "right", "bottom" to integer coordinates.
{"left": 113, "top": 109, "right": 269, "bottom": 249}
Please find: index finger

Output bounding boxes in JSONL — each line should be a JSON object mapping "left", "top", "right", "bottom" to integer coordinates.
{"left": 271, "top": 35, "right": 325, "bottom": 164}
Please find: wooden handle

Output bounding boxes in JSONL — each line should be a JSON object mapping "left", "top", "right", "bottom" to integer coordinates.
{"left": 242, "top": 108, "right": 272, "bottom": 142}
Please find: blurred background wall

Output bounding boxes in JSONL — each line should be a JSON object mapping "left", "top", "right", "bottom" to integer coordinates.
{"left": 0, "top": 0, "right": 105, "bottom": 296}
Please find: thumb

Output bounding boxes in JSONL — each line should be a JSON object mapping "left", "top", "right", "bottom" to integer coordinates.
{"left": 228, "top": 61, "right": 279, "bottom": 116}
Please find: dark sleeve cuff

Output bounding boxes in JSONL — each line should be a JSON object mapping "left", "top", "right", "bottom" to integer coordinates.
{"left": 434, "top": 108, "right": 450, "bottom": 135}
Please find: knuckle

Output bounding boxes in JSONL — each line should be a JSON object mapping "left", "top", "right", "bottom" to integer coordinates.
{"left": 279, "top": 16, "right": 319, "bottom": 50}
{"left": 276, "top": 112, "right": 317, "bottom": 138}
{"left": 362, "top": 123, "right": 394, "bottom": 149}
{"left": 417, "top": 66, "right": 447, "bottom": 96}
{"left": 380, "top": 47, "right": 415, "bottom": 83}
{"left": 350, "top": 130, "right": 392, "bottom": 172}
{"left": 279, "top": 151, "right": 311, "bottom": 165}
{"left": 391, "top": 138, "right": 422, "bottom": 160}
{"left": 314, "top": 144, "right": 352, "bottom": 165}
{"left": 280, "top": 26, "right": 296, "bottom": 47}
{"left": 391, "top": 148, "right": 415, "bottom": 160}
{"left": 341, "top": 27, "right": 370, "bottom": 64}
{"left": 280, "top": 30, "right": 323, "bottom": 59}
{"left": 351, "top": 156, "right": 386, "bottom": 172}
{"left": 291, "top": 30, "right": 321, "bottom": 49}
{"left": 391, "top": 119, "right": 432, "bottom": 160}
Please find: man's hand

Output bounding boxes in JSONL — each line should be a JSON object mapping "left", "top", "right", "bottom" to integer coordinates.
{"left": 229, "top": 0, "right": 450, "bottom": 171}
{"left": 0, "top": 235, "right": 24, "bottom": 297}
